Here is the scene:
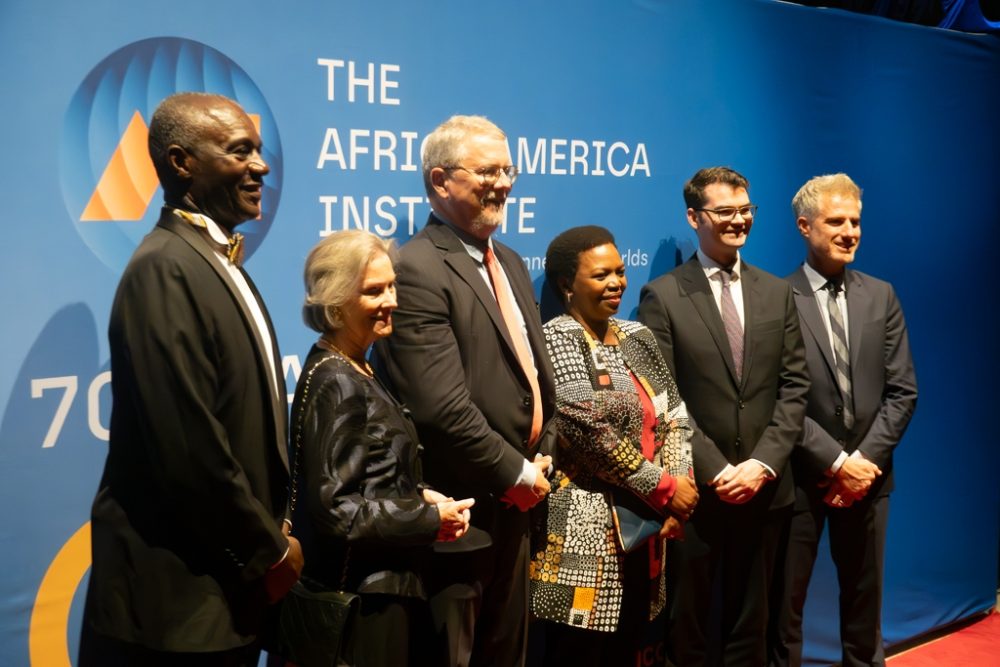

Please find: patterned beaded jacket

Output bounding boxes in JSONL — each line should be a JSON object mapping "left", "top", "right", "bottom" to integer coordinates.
{"left": 530, "top": 315, "right": 694, "bottom": 631}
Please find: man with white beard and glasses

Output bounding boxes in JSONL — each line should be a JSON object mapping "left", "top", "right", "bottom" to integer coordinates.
{"left": 373, "top": 115, "right": 557, "bottom": 667}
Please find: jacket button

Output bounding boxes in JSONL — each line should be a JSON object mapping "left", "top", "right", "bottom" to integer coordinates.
{"left": 835, "top": 406, "right": 843, "bottom": 416}
{"left": 735, "top": 437, "right": 742, "bottom": 448}
{"left": 523, "top": 396, "right": 531, "bottom": 406}
{"left": 739, "top": 401, "right": 745, "bottom": 409}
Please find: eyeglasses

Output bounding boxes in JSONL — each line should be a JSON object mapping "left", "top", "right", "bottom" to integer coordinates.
{"left": 695, "top": 204, "right": 758, "bottom": 222}
{"left": 443, "top": 164, "right": 519, "bottom": 186}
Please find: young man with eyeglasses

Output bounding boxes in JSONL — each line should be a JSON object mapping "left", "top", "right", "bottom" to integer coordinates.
{"left": 638, "top": 166, "right": 809, "bottom": 666}
{"left": 373, "top": 115, "right": 557, "bottom": 667}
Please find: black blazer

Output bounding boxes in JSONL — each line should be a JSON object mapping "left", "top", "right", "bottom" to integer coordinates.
{"left": 373, "top": 215, "right": 557, "bottom": 514}
{"left": 638, "top": 256, "right": 810, "bottom": 509}
{"left": 786, "top": 266, "right": 917, "bottom": 504}
{"left": 83, "top": 209, "right": 289, "bottom": 651}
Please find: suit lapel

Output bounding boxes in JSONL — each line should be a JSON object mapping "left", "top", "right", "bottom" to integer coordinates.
{"left": 678, "top": 258, "right": 741, "bottom": 385}
{"left": 788, "top": 266, "right": 837, "bottom": 377}
{"left": 240, "top": 268, "right": 290, "bottom": 470}
{"left": 159, "top": 210, "right": 289, "bottom": 471}
{"left": 424, "top": 217, "right": 519, "bottom": 357}
{"left": 844, "top": 269, "right": 866, "bottom": 370}
{"left": 739, "top": 263, "right": 758, "bottom": 384}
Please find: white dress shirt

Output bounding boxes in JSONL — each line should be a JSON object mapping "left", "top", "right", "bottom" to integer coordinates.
{"left": 199, "top": 214, "right": 281, "bottom": 399}
{"left": 695, "top": 249, "right": 775, "bottom": 480}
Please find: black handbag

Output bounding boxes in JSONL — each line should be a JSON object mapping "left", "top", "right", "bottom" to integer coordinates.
{"left": 265, "top": 354, "right": 359, "bottom": 666}
{"left": 266, "top": 576, "right": 359, "bottom": 667}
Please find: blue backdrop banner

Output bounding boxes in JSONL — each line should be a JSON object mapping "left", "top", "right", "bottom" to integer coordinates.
{"left": 1, "top": 1, "right": 998, "bottom": 665}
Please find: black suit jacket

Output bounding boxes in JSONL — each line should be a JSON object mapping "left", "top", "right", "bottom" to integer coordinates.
{"left": 373, "top": 215, "right": 557, "bottom": 517}
{"left": 638, "top": 256, "right": 809, "bottom": 509}
{"left": 83, "top": 208, "right": 289, "bottom": 651}
{"left": 786, "top": 266, "right": 917, "bottom": 504}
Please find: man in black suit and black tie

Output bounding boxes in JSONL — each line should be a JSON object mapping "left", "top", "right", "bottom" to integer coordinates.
{"left": 79, "top": 92, "right": 303, "bottom": 666}
{"left": 638, "top": 166, "right": 810, "bottom": 666}
{"left": 768, "top": 173, "right": 917, "bottom": 667}
{"left": 373, "top": 115, "right": 557, "bottom": 667}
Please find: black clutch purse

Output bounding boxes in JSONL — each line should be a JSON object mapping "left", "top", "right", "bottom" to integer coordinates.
{"left": 266, "top": 576, "right": 359, "bottom": 667}
{"left": 610, "top": 490, "right": 663, "bottom": 552}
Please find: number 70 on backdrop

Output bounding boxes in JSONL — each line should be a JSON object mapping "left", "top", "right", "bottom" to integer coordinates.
{"left": 28, "top": 356, "right": 305, "bottom": 448}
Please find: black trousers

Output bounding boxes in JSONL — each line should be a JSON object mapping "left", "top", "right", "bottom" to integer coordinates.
{"left": 341, "top": 593, "right": 434, "bottom": 667}
{"left": 424, "top": 504, "right": 530, "bottom": 667}
{"left": 665, "top": 493, "right": 790, "bottom": 667}
{"left": 768, "top": 492, "right": 889, "bottom": 667}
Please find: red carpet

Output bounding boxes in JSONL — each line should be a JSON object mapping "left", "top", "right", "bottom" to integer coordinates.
{"left": 887, "top": 610, "right": 1000, "bottom": 666}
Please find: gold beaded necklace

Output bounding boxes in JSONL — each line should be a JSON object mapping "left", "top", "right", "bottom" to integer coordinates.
{"left": 317, "top": 336, "right": 373, "bottom": 378}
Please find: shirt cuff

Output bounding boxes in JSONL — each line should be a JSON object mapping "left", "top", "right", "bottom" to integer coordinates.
{"left": 515, "top": 458, "right": 536, "bottom": 488}
{"left": 712, "top": 463, "right": 736, "bottom": 484}
{"left": 827, "top": 451, "right": 849, "bottom": 476}
{"left": 646, "top": 470, "right": 679, "bottom": 512}
{"left": 750, "top": 458, "right": 776, "bottom": 480}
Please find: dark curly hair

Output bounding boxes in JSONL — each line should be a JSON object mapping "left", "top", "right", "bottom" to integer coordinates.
{"left": 544, "top": 225, "right": 617, "bottom": 303}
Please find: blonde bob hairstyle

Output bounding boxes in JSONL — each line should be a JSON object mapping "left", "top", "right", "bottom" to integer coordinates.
{"left": 302, "top": 230, "right": 398, "bottom": 334}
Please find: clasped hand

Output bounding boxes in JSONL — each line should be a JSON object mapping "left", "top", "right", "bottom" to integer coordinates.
{"left": 660, "top": 475, "right": 699, "bottom": 541}
{"left": 423, "top": 488, "right": 475, "bottom": 541}
{"left": 501, "top": 455, "right": 553, "bottom": 511}
{"left": 714, "top": 460, "right": 769, "bottom": 505}
{"left": 668, "top": 476, "right": 699, "bottom": 521}
{"left": 824, "top": 456, "right": 881, "bottom": 508}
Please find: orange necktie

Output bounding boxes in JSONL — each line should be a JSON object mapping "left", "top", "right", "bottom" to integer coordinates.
{"left": 483, "top": 245, "right": 543, "bottom": 447}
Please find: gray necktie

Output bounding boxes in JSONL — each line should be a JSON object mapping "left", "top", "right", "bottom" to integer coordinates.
{"left": 825, "top": 280, "right": 854, "bottom": 428}
{"left": 719, "top": 270, "right": 743, "bottom": 383}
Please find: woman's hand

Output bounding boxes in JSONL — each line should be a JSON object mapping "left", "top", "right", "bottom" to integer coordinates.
{"left": 668, "top": 475, "right": 699, "bottom": 521}
{"left": 422, "top": 488, "right": 450, "bottom": 505}
{"left": 434, "top": 497, "right": 475, "bottom": 542}
{"left": 659, "top": 515, "right": 685, "bottom": 541}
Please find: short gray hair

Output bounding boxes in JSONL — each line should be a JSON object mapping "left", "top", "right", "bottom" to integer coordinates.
{"left": 148, "top": 92, "right": 237, "bottom": 186}
{"left": 421, "top": 115, "right": 506, "bottom": 197}
{"left": 792, "top": 173, "right": 863, "bottom": 220}
{"left": 302, "top": 230, "right": 397, "bottom": 333}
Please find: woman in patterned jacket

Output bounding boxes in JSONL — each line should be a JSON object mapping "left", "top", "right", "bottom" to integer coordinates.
{"left": 530, "top": 225, "right": 698, "bottom": 665}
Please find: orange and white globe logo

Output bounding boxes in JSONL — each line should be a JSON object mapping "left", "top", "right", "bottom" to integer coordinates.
{"left": 60, "top": 37, "right": 282, "bottom": 272}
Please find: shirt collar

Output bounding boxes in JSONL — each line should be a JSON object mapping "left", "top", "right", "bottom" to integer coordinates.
{"left": 199, "top": 214, "right": 232, "bottom": 246}
{"left": 173, "top": 208, "right": 231, "bottom": 246}
{"left": 435, "top": 212, "right": 493, "bottom": 262}
{"left": 697, "top": 248, "right": 742, "bottom": 281}
{"left": 802, "top": 261, "right": 845, "bottom": 295}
